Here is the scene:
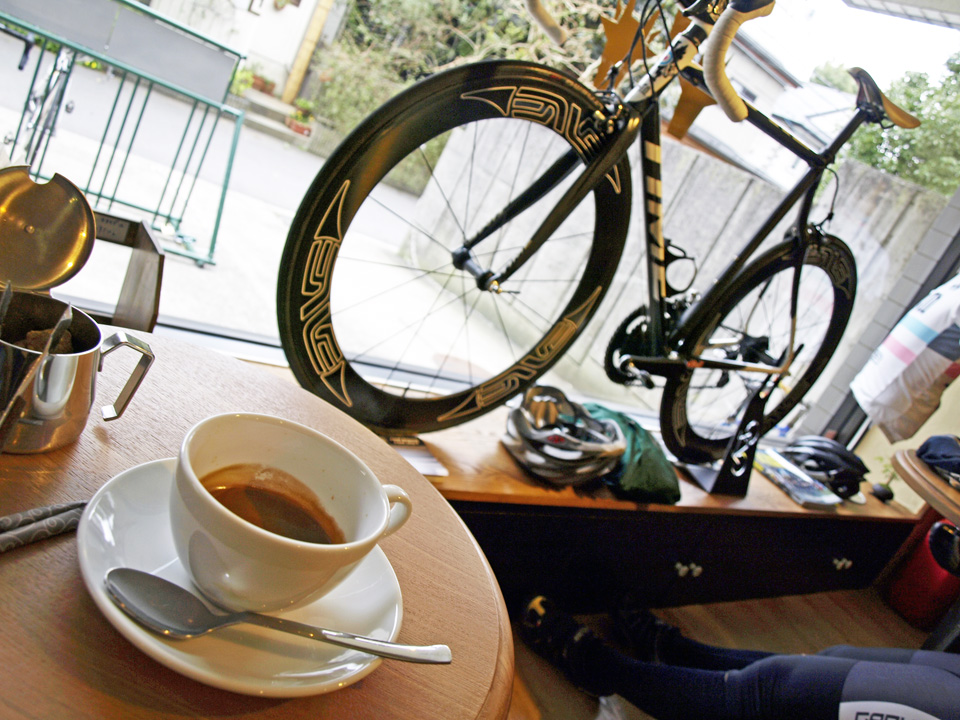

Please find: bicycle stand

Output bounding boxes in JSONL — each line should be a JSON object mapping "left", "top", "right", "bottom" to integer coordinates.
{"left": 681, "top": 378, "right": 773, "bottom": 497}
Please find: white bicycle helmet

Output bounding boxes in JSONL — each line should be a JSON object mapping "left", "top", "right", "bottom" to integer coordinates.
{"left": 501, "top": 385, "right": 626, "bottom": 485}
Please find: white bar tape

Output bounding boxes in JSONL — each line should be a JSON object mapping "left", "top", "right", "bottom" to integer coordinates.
{"left": 702, "top": 2, "right": 775, "bottom": 122}
{"left": 525, "top": 0, "right": 567, "bottom": 45}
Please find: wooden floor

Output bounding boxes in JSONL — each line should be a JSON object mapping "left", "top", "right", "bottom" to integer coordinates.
{"left": 508, "top": 587, "right": 929, "bottom": 720}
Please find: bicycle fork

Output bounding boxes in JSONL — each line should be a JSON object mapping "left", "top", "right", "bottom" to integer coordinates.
{"left": 451, "top": 101, "right": 643, "bottom": 292}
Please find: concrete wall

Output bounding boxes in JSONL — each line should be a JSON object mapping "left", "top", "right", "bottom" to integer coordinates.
{"left": 799, "top": 184, "right": 960, "bottom": 436}
{"left": 577, "top": 140, "right": 948, "bottom": 432}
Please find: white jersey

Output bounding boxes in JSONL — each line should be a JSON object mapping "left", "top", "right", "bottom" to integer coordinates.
{"left": 851, "top": 274, "right": 960, "bottom": 442}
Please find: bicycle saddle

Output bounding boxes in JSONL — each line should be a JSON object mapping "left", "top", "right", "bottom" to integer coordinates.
{"left": 848, "top": 67, "right": 920, "bottom": 129}
{"left": 781, "top": 436, "right": 868, "bottom": 499}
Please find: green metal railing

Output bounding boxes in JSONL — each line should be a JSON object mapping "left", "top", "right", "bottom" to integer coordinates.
{"left": 0, "top": 1, "right": 244, "bottom": 266}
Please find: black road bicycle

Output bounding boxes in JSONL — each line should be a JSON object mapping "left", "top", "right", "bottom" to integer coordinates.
{"left": 1, "top": 24, "right": 77, "bottom": 168}
{"left": 277, "top": 0, "right": 918, "bottom": 464}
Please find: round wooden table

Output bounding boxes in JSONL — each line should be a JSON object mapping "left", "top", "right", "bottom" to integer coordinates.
{"left": 0, "top": 329, "right": 513, "bottom": 720}
{"left": 892, "top": 449, "right": 960, "bottom": 525}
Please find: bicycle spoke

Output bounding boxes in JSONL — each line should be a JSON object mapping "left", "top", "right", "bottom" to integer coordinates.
{"left": 345, "top": 282, "right": 474, "bottom": 368}
{"left": 463, "top": 122, "right": 478, "bottom": 234}
{"left": 367, "top": 184, "right": 451, "bottom": 253}
{"left": 419, "top": 144, "right": 468, "bottom": 243}
{"left": 494, "top": 122, "right": 535, "bottom": 252}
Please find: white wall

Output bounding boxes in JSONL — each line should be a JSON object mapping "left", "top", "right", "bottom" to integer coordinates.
{"left": 148, "top": 0, "right": 318, "bottom": 88}
{"left": 245, "top": 0, "right": 320, "bottom": 84}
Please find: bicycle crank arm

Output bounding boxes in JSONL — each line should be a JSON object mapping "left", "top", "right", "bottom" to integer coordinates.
{"left": 612, "top": 355, "right": 688, "bottom": 382}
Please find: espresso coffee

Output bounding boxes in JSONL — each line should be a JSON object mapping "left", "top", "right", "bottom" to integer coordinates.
{"left": 200, "top": 463, "right": 345, "bottom": 544}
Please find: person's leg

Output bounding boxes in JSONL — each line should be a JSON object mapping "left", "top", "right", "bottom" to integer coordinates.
{"left": 836, "top": 659, "right": 960, "bottom": 719}
{"left": 520, "top": 596, "right": 960, "bottom": 720}
{"left": 518, "top": 595, "right": 735, "bottom": 719}
{"left": 616, "top": 596, "right": 960, "bottom": 680}
{"left": 819, "top": 645, "right": 960, "bottom": 679}
{"left": 615, "top": 594, "right": 771, "bottom": 669}
{"left": 520, "top": 596, "right": 859, "bottom": 719}
{"left": 725, "top": 654, "right": 960, "bottom": 719}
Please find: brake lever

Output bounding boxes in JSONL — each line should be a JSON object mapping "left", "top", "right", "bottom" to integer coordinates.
{"left": 682, "top": 0, "right": 718, "bottom": 16}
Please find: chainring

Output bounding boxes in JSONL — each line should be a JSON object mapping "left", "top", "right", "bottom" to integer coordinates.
{"left": 604, "top": 305, "right": 655, "bottom": 384}
{"left": 604, "top": 297, "right": 695, "bottom": 385}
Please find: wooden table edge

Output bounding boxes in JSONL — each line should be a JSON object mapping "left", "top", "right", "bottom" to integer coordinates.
{"left": 457, "top": 513, "right": 515, "bottom": 720}
{"left": 892, "top": 449, "right": 960, "bottom": 525}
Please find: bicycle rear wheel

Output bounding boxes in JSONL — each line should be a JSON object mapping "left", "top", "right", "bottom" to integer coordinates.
{"left": 23, "top": 48, "right": 74, "bottom": 166}
{"left": 278, "top": 60, "right": 631, "bottom": 435}
{"left": 660, "top": 236, "right": 856, "bottom": 463}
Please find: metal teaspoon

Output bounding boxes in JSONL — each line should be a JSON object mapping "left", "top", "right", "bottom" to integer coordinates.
{"left": 104, "top": 567, "right": 452, "bottom": 664}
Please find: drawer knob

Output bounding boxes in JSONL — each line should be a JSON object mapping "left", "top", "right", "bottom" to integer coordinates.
{"left": 675, "top": 562, "right": 703, "bottom": 577}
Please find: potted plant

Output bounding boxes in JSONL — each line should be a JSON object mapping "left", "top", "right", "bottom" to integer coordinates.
{"left": 230, "top": 66, "right": 255, "bottom": 97}
{"left": 249, "top": 65, "right": 276, "bottom": 95}
{"left": 285, "top": 98, "right": 316, "bottom": 136}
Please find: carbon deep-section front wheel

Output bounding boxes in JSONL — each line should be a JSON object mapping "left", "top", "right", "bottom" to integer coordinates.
{"left": 277, "top": 60, "right": 632, "bottom": 435}
{"left": 660, "top": 235, "right": 856, "bottom": 464}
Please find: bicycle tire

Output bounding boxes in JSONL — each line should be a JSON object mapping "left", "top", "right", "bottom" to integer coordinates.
{"left": 24, "top": 96, "right": 55, "bottom": 165}
{"left": 24, "top": 52, "right": 71, "bottom": 166}
{"left": 660, "top": 235, "right": 856, "bottom": 464}
{"left": 278, "top": 60, "right": 632, "bottom": 435}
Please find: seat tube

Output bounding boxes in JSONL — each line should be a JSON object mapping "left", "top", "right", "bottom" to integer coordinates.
{"left": 640, "top": 104, "right": 666, "bottom": 354}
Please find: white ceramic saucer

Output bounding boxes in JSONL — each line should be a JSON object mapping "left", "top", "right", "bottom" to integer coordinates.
{"left": 77, "top": 458, "right": 403, "bottom": 697}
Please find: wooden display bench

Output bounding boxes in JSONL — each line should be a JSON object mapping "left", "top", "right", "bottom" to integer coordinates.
{"left": 420, "top": 407, "right": 922, "bottom": 612}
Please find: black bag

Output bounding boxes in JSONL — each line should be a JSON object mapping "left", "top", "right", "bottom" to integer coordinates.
{"left": 917, "top": 434, "right": 960, "bottom": 489}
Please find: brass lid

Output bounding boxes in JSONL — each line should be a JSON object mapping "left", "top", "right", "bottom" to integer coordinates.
{"left": 0, "top": 166, "right": 95, "bottom": 292}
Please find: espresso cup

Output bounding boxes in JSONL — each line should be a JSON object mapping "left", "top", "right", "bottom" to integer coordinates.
{"left": 169, "top": 412, "right": 412, "bottom": 612}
